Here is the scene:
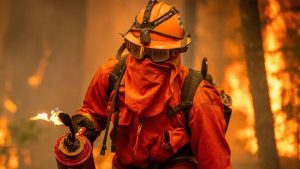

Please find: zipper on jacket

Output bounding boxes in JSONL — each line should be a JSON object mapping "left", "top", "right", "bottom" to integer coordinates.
{"left": 134, "top": 118, "right": 144, "bottom": 151}
{"left": 137, "top": 118, "right": 143, "bottom": 136}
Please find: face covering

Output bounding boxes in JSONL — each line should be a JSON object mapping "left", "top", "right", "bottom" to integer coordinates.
{"left": 123, "top": 55, "right": 183, "bottom": 117}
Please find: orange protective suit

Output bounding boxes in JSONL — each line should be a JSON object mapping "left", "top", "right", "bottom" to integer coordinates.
{"left": 78, "top": 55, "right": 231, "bottom": 169}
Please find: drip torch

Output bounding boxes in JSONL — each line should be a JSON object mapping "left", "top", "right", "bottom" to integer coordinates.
{"left": 54, "top": 112, "right": 95, "bottom": 169}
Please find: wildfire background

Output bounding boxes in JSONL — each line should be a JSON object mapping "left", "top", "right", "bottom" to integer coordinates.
{"left": 0, "top": 0, "right": 299, "bottom": 169}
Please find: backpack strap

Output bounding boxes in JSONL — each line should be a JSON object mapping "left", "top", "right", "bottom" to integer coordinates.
{"left": 106, "top": 41, "right": 128, "bottom": 97}
{"left": 106, "top": 55, "right": 128, "bottom": 98}
{"left": 180, "top": 69, "right": 203, "bottom": 136}
{"left": 101, "top": 50, "right": 128, "bottom": 155}
{"left": 167, "top": 68, "right": 232, "bottom": 136}
{"left": 166, "top": 69, "right": 203, "bottom": 136}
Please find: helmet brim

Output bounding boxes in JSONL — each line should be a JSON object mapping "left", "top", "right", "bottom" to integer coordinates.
{"left": 124, "top": 31, "right": 192, "bottom": 50}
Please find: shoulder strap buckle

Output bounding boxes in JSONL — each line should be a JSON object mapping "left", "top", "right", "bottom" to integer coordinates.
{"left": 180, "top": 101, "right": 193, "bottom": 109}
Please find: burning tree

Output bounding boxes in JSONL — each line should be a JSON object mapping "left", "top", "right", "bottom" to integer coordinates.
{"left": 239, "top": 0, "right": 280, "bottom": 169}
{"left": 259, "top": 0, "right": 300, "bottom": 164}
{"left": 228, "top": 0, "right": 300, "bottom": 168}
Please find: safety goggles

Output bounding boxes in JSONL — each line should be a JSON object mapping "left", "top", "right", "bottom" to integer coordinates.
{"left": 126, "top": 41, "right": 187, "bottom": 63}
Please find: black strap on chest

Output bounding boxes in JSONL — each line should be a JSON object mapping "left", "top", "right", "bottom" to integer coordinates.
{"left": 181, "top": 69, "right": 203, "bottom": 135}
{"left": 106, "top": 54, "right": 128, "bottom": 98}
{"left": 100, "top": 45, "right": 128, "bottom": 155}
{"left": 107, "top": 62, "right": 204, "bottom": 138}
{"left": 166, "top": 69, "right": 203, "bottom": 136}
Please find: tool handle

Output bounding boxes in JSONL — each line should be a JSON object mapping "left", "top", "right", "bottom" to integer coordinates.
{"left": 201, "top": 57, "right": 208, "bottom": 79}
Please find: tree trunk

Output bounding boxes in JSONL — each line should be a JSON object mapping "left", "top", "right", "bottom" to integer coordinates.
{"left": 196, "top": 0, "right": 226, "bottom": 84}
{"left": 238, "top": 0, "right": 280, "bottom": 169}
{"left": 183, "top": 0, "right": 197, "bottom": 68}
{"left": 0, "top": 0, "right": 10, "bottom": 114}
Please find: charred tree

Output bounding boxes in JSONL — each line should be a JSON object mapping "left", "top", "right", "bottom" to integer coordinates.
{"left": 238, "top": 0, "right": 280, "bottom": 169}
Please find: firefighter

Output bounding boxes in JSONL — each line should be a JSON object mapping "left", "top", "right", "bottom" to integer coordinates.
{"left": 71, "top": 1, "right": 231, "bottom": 169}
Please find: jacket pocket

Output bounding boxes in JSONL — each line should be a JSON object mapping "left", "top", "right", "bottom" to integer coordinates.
{"left": 150, "top": 127, "right": 190, "bottom": 163}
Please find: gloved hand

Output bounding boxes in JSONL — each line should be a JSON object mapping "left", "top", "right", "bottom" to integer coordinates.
{"left": 71, "top": 114, "right": 100, "bottom": 143}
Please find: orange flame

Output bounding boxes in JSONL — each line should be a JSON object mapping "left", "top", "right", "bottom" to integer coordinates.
{"left": 7, "top": 147, "right": 18, "bottom": 169}
{"left": 27, "top": 40, "right": 51, "bottom": 88}
{"left": 0, "top": 116, "right": 20, "bottom": 169}
{"left": 29, "top": 108, "right": 63, "bottom": 125}
{"left": 3, "top": 99, "right": 17, "bottom": 114}
{"left": 0, "top": 155, "right": 7, "bottom": 169}
{"left": 27, "top": 75, "right": 42, "bottom": 88}
{"left": 224, "top": 61, "right": 258, "bottom": 154}
{"left": 0, "top": 117, "right": 11, "bottom": 147}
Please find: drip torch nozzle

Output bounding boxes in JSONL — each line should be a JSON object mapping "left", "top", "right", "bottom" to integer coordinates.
{"left": 58, "top": 112, "right": 80, "bottom": 152}
{"left": 58, "top": 113, "right": 75, "bottom": 142}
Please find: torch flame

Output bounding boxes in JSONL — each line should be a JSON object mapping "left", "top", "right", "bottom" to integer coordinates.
{"left": 29, "top": 108, "right": 63, "bottom": 125}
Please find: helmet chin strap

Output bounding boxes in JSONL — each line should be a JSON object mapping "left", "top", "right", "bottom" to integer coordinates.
{"left": 139, "top": 46, "right": 145, "bottom": 57}
{"left": 116, "top": 42, "right": 127, "bottom": 60}
{"left": 173, "top": 54, "right": 182, "bottom": 66}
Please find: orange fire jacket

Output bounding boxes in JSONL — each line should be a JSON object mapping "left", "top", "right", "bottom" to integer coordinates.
{"left": 78, "top": 56, "right": 231, "bottom": 169}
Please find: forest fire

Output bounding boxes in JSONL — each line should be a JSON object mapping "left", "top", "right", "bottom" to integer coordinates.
{"left": 1, "top": 0, "right": 299, "bottom": 168}
{"left": 230, "top": 0, "right": 300, "bottom": 159}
